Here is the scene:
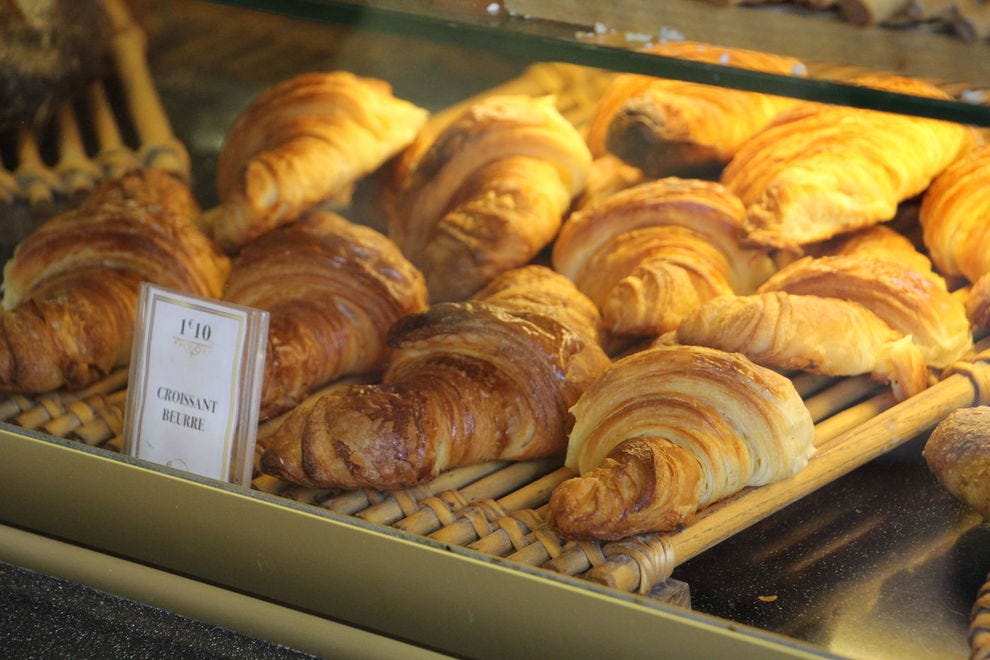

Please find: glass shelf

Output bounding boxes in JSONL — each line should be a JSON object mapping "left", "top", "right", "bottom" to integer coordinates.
{"left": 206, "top": 0, "right": 990, "bottom": 126}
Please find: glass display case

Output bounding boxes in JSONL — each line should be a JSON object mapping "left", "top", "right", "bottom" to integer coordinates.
{"left": 1, "top": 1, "right": 988, "bottom": 658}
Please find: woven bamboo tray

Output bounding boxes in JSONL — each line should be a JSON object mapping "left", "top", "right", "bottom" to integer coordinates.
{"left": 4, "top": 337, "right": 989, "bottom": 608}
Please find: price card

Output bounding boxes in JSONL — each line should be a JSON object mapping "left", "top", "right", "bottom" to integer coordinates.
{"left": 123, "top": 283, "right": 269, "bottom": 486}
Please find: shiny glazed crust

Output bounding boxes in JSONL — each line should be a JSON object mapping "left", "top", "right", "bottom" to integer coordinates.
{"left": 260, "top": 265, "right": 610, "bottom": 490}
{"left": 223, "top": 210, "right": 428, "bottom": 419}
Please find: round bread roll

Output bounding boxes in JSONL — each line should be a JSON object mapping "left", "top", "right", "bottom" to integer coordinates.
{"left": 923, "top": 406, "right": 990, "bottom": 520}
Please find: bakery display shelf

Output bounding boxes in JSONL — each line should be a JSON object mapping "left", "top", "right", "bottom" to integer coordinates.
{"left": 0, "top": 340, "right": 990, "bottom": 657}
{"left": 1, "top": 1, "right": 989, "bottom": 657}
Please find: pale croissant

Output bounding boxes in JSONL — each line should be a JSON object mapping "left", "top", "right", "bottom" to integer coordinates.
{"left": 548, "top": 344, "right": 815, "bottom": 540}
{"left": 206, "top": 71, "right": 428, "bottom": 252}
{"left": 0, "top": 169, "right": 230, "bottom": 393}
{"left": 722, "top": 74, "right": 975, "bottom": 252}
{"left": 386, "top": 95, "right": 592, "bottom": 302}
{"left": 552, "top": 177, "right": 776, "bottom": 337}
{"left": 260, "top": 265, "right": 610, "bottom": 490}
{"left": 584, "top": 41, "right": 805, "bottom": 177}
{"left": 758, "top": 253, "right": 971, "bottom": 369}
{"left": 676, "top": 291, "right": 929, "bottom": 400}
{"left": 223, "top": 211, "right": 427, "bottom": 419}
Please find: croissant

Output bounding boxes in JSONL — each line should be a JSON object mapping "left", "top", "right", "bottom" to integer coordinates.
{"left": 722, "top": 74, "right": 975, "bottom": 252}
{"left": 260, "top": 265, "right": 610, "bottom": 490}
{"left": 548, "top": 344, "right": 815, "bottom": 540}
{"left": 919, "top": 143, "right": 990, "bottom": 284}
{"left": 676, "top": 291, "right": 929, "bottom": 400}
{"left": 584, "top": 41, "right": 805, "bottom": 177}
{"left": 222, "top": 210, "right": 428, "bottom": 419}
{"left": 206, "top": 71, "right": 428, "bottom": 252}
{"left": 758, "top": 254, "right": 971, "bottom": 368}
{"left": 386, "top": 95, "right": 592, "bottom": 302}
{"left": 805, "top": 224, "right": 937, "bottom": 280}
{"left": 552, "top": 177, "right": 776, "bottom": 337}
{"left": 0, "top": 169, "right": 230, "bottom": 393}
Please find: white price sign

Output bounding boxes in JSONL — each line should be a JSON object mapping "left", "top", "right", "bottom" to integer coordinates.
{"left": 123, "top": 283, "right": 268, "bottom": 486}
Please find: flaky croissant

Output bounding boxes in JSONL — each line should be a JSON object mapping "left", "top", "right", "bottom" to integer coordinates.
{"left": 552, "top": 177, "right": 776, "bottom": 337}
{"left": 676, "top": 291, "right": 929, "bottom": 400}
{"left": 920, "top": 144, "right": 990, "bottom": 284}
{"left": 584, "top": 41, "right": 805, "bottom": 177}
{"left": 206, "top": 71, "right": 428, "bottom": 252}
{"left": 386, "top": 95, "right": 592, "bottom": 302}
{"left": 548, "top": 344, "right": 815, "bottom": 540}
{"left": 222, "top": 210, "right": 427, "bottom": 419}
{"left": 260, "top": 265, "right": 610, "bottom": 490}
{"left": 758, "top": 254, "right": 971, "bottom": 368}
{"left": 0, "top": 169, "right": 230, "bottom": 393}
{"left": 722, "top": 74, "right": 975, "bottom": 252}
{"left": 805, "top": 224, "right": 937, "bottom": 280}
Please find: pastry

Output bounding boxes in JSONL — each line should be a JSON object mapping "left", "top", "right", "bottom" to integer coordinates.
{"left": 584, "top": 41, "right": 805, "bottom": 177}
{"left": 924, "top": 406, "right": 990, "bottom": 520}
{"left": 920, "top": 143, "right": 990, "bottom": 284}
{"left": 676, "top": 291, "right": 929, "bottom": 400}
{"left": 548, "top": 344, "right": 815, "bottom": 540}
{"left": 260, "top": 265, "right": 610, "bottom": 490}
{"left": 758, "top": 253, "right": 972, "bottom": 369}
{"left": 222, "top": 210, "right": 428, "bottom": 419}
{"left": 206, "top": 71, "right": 428, "bottom": 252}
{"left": 552, "top": 177, "right": 776, "bottom": 337}
{"left": 386, "top": 94, "right": 592, "bottom": 302}
{"left": 722, "top": 74, "right": 975, "bottom": 252}
{"left": 0, "top": 169, "right": 229, "bottom": 393}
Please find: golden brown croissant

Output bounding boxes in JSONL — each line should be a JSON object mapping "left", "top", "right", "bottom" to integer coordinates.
{"left": 722, "top": 74, "right": 975, "bottom": 252}
{"left": 676, "top": 291, "right": 929, "bottom": 400}
{"left": 548, "top": 344, "right": 815, "bottom": 540}
{"left": 222, "top": 210, "right": 428, "bottom": 419}
{"left": 206, "top": 71, "right": 428, "bottom": 252}
{"left": 919, "top": 143, "right": 990, "bottom": 284}
{"left": 584, "top": 41, "right": 805, "bottom": 177}
{"left": 0, "top": 169, "right": 230, "bottom": 393}
{"left": 552, "top": 177, "right": 776, "bottom": 337}
{"left": 260, "top": 265, "right": 610, "bottom": 490}
{"left": 386, "top": 95, "right": 592, "bottom": 302}
{"left": 758, "top": 254, "right": 971, "bottom": 368}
